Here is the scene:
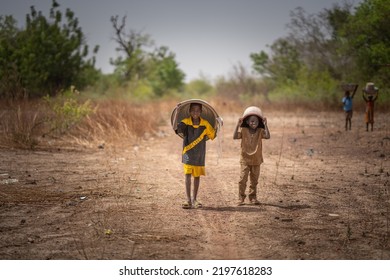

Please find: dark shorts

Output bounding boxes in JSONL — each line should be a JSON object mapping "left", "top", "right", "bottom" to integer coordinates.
{"left": 345, "top": 110, "right": 353, "bottom": 119}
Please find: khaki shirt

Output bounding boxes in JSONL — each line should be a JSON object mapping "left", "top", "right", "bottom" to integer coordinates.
{"left": 236, "top": 127, "right": 265, "bottom": 165}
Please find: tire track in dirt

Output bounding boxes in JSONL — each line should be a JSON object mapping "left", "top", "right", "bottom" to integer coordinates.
{"left": 192, "top": 172, "right": 242, "bottom": 259}
{"left": 163, "top": 117, "right": 252, "bottom": 260}
{"left": 191, "top": 117, "right": 251, "bottom": 260}
{"left": 138, "top": 122, "right": 247, "bottom": 259}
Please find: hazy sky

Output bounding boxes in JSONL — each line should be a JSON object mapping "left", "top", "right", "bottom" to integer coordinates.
{"left": 1, "top": 0, "right": 361, "bottom": 82}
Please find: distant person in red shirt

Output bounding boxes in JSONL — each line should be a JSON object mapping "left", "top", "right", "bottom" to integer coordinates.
{"left": 362, "top": 82, "right": 379, "bottom": 132}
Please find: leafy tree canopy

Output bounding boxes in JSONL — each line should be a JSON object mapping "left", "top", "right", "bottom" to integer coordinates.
{"left": 0, "top": 0, "right": 99, "bottom": 98}
{"left": 110, "top": 15, "right": 185, "bottom": 96}
{"left": 342, "top": 0, "right": 390, "bottom": 84}
{"left": 250, "top": 0, "right": 390, "bottom": 101}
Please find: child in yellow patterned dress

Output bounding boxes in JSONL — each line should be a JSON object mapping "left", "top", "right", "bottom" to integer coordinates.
{"left": 173, "top": 103, "right": 216, "bottom": 209}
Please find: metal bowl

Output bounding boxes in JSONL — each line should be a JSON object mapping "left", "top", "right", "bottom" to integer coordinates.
{"left": 170, "top": 99, "right": 223, "bottom": 139}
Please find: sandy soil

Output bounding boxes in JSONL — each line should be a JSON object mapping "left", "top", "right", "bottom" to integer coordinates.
{"left": 0, "top": 109, "right": 389, "bottom": 260}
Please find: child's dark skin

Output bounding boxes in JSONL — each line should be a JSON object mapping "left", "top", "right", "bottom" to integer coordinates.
{"left": 233, "top": 113, "right": 270, "bottom": 205}
{"left": 185, "top": 104, "right": 202, "bottom": 204}
{"left": 234, "top": 115, "right": 268, "bottom": 138}
{"left": 362, "top": 90, "right": 379, "bottom": 131}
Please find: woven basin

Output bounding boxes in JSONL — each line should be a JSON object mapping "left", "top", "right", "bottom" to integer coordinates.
{"left": 170, "top": 99, "right": 223, "bottom": 139}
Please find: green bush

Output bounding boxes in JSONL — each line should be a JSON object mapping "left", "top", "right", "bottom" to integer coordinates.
{"left": 43, "top": 86, "right": 94, "bottom": 136}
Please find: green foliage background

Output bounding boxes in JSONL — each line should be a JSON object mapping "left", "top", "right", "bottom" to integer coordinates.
{"left": 0, "top": 0, "right": 389, "bottom": 108}
{"left": 250, "top": 0, "right": 389, "bottom": 107}
{"left": 0, "top": 1, "right": 99, "bottom": 98}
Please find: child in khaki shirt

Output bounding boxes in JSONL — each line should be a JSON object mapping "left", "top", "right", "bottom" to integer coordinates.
{"left": 233, "top": 106, "right": 270, "bottom": 205}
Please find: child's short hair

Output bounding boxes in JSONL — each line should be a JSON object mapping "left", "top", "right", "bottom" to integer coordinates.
{"left": 190, "top": 103, "right": 202, "bottom": 111}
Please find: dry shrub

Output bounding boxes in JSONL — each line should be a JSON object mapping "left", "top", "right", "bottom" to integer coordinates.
{"left": 70, "top": 99, "right": 162, "bottom": 145}
{"left": 0, "top": 98, "right": 164, "bottom": 149}
{"left": 0, "top": 100, "right": 47, "bottom": 149}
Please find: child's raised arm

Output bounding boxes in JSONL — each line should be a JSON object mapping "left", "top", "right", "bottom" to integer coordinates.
{"left": 233, "top": 118, "right": 243, "bottom": 139}
{"left": 262, "top": 117, "right": 270, "bottom": 139}
{"left": 373, "top": 90, "right": 379, "bottom": 101}
{"left": 351, "top": 84, "right": 359, "bottom": 98}
{"left": 362, "top": 91, "right": 368, "bottom": 102}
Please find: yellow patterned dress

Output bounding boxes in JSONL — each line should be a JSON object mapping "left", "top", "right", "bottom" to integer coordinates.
{"left": 176, "top": 117, "right": 215, "bottom": 177}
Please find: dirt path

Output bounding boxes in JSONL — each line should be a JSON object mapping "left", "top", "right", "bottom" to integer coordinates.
{"left": 0, "top": 110, "right": 389, "bottom": 259}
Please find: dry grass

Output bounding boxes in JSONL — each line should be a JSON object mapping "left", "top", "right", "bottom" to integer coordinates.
{"left": 0, "top": 98, "right": 166, "bottom": 149}
{"left": 0, "top": 100, "right": 47, "bottom": 149}
{"left": 68, "top": 99, "right": 164, "bottom": 146}
{"left": 1, "top": 95, "right": 384, "bottom": 150}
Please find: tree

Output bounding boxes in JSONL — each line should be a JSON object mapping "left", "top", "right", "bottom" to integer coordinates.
{"left": 249, "top": 0, "right": 389, "bottom": 105}
{"left": 110, "top": 15, "right": 185, "bottom": 96}
{"left": 250, "top": 4, "right": 354, "bottom": 104}
{"left": 250, "top": 38, "right": 301, "bottom": 84}
{"left": 0, "top": 15, "right": 25, "bottom": 98}
{"left": 110, "top": 15, "right": 153, "bottom": 81}
{"left": 343, "top": 0, "right": 390, "bottom": 85}
{"left": 286, "top": 4, "right": 355, "bottom": 81}
{"left": 0, "top": 0, "right": 99, "bottom": 98}
{"left": 250, "top": 4, "right": 356, "bottom": 85}
{"left": 148, "top": 46, "right": 185, "bottom": 96}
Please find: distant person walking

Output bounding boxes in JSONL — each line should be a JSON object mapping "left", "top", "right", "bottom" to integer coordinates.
{"left": 233, "top": 106, "right": 270, "bottom": 206}
{"left": 341, "top": 84, "right": 358, "bottom": 131}
{"left": 362, "top": 82, "right": 379, "bottom": 132}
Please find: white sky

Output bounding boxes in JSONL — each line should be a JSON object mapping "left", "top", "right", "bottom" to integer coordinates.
{"left": 1, "top": 0, "right": 362, "bottom": 82}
